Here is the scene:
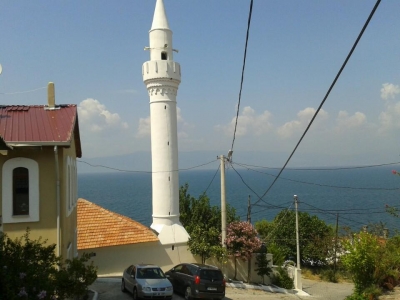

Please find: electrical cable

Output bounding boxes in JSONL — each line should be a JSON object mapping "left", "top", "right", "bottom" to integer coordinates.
{"left": 231, "top": 0, "right": 254, "bottom": 153}
{"left": 264, "top": 204, "right": 294, "bottom": 241}
{"left": 231, "top": 164, "right": 289, "bottom": 209}
{"left": 253, "top": 0, "right": 382, "bottom": 206}
{"left": 203, "top": 164, "right": 220, "bottom": 195}
{"left": 234, "top": 161, "right": 400, "bottom": 171}
{"left": 77, "top": 159, "right": 218, "bottom": 173}
{"left": 233, "top": 161, "right": 400, "bottom": 191}
{"left": 0, "top": 86, "right": 47, "bottom": 95}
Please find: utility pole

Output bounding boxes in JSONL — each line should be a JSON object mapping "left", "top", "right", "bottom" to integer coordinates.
{"left": 247, "top": 195, "right": 251, "bottom": 223}
{"left": 220, "top": 155, "right": 227, "bottom": 248}
{"left": 247, "top": 195, "right": 251, "bottom": 283}
{"left": 334, "top": 213, "right": 339, "bottom": 281}
{"left": 294, "top": 195, "right": 300, "bottom": 269}
{"left": 220, "top": 150, "right": 232, "bottom": 248}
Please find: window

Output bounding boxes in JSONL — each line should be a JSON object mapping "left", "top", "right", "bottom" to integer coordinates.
{"left": 13, "top": 167, "right": 29, "bottom": 215}
{"left": 67, "top": 243, "right": 72, "bottom": 260}
{"left": 161, "top": 52, "right": 167, "bottom": 60}
{"left": 2, "top": 157, "right": 39, "bottom": 223}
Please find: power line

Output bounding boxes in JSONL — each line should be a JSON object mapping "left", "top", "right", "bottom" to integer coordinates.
{"left": 0, "top": 86, "right": 47, "bottom": 95}
{"left": 231, "top": 164, "right": 289, "bottom": 210}
{"left": 234, "top": 161, "right": 400, "bottom": 171}
{"left": 231, "top": 0, "right": 254, "bottom": 153}
{"left": 203, "top": 164, "right": 220, "bottom": 194}
{"left": 77, "top": 159, "right": 218, "bottom": 173}
{"left": 232, "top": 162, "right": 400, "bottom": 191}
{"left": 253, "top": 0, "right": 382, "bottom": 206}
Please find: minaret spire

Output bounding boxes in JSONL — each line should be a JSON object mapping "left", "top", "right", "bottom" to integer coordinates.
{"left": 142, "top": 0, "right": 189, "bottom": 245}
{"left": 151, "top": 0, "right": 170, "bottom": 30}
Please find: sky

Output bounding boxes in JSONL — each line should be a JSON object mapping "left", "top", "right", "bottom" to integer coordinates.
{"left": 1, "top": 0, "right": 400, "bottom": 171}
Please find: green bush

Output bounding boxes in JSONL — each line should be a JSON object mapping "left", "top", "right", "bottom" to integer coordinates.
{"left": 342, "top": 232, "right": 380, "bottom": 294}
{"left": 271, "top": 267, "right": 294, "bottom": 290}
{"left": 320, "top": 268, "right": 338, "bottom": 283}
{"left": 0, "top": 229, "right": 97, "bottom": 300}
{"left": 345, "top": 293, "right": 368, "bottom": 300}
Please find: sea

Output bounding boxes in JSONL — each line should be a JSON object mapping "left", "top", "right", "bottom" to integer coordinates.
{"left": 78, "top": 165, "right": 400, "bottom": 236}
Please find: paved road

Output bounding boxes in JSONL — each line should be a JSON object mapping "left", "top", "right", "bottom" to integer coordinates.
{"left": 299, "top": 278, "right": 353, "bottom": 300}
{"left": 90, "top": 277, "right": 354, "bottom": 300}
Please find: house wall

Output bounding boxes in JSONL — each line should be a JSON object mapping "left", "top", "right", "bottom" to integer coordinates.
{"left": 60, "top": 138, "right": 78, "bottom": 259}
{"left": 80, "top": 241, "right": 273, "bottom": 284}
{"left": 0, "top": 142, "right": 78, "bottom": 261}
{"left": 0, "top": 147, "right": 57, "bottom": 243}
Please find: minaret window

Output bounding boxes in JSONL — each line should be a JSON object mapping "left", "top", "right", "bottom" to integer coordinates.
{"left": 161, "top": 52, "right": 168, "bottom": 60}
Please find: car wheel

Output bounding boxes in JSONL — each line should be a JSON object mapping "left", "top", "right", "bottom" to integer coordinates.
{"left": 133, "top": 287, "right": 139, "bottom": 300}
{"left": 184, "top": 286, "right": 192, "bottom": 300}
{"left": 121, "top": 279, "right": 127, "bottom": 293}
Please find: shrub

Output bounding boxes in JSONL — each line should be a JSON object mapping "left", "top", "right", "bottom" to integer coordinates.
{"left": 345, "top": 293, "right": 368, "bottom": 300}
{"left": 271, "top": 266, "right": 294, "bottom": 289}
{"left": 320, "top": 268, "right": 338, "bottom": 283}
{"left": 0, "top": 229, "right": 97, "bottom": 300}
{"left": 342, "top": 232, "right": 380, "bottom": 294}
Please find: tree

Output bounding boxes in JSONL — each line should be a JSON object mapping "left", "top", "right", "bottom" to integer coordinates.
{"left": 225, "top": 221, "right": 262, "bottom": 280}
{"left": 255, "top": 209, "right": 334, "bottom": 266}
{"left": 179, "top": 183, "right": 238, "bottom": 234}
{"left": 0, "top": 229, "right": 97, "bottom": 300}
{"left": 342, "top": 232, "right": 380, "bottom": 295}
{"left": 187, "top": 225, "right": 221, "bottom": 264}
{"left": 56, "top": 253, "right": 98, "bottom": 299}
{"left": 179, "top": 183, "right": 238, "bottom": 263}
{"left": 255, "top": 244, "right": 271, "bottom": 284}
{"left": 386, "top": 170, "right": 400, "bottom": 217}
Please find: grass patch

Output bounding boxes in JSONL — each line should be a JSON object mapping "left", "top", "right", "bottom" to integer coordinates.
{"left": 302, "top": 267, "right": 352, "bottom": 283}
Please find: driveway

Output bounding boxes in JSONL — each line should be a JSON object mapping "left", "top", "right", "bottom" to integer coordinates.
{"left": 90, "top": 277, "right": 354, "bottom": 300}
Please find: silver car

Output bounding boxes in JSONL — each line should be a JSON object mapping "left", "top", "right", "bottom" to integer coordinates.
{"left": 121, "top": 264, "right": 173, "bottom": 300}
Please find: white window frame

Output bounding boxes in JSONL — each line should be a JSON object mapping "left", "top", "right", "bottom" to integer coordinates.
{"left": 2, "top": 157, "right": 39, "bottom": 223}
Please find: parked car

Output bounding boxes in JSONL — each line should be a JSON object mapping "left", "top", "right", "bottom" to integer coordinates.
{"left": 165, "top": 263, "right": 225, "bottom": 300}
{"left": 121, "top": 264, "right": 173, "bottom": 300}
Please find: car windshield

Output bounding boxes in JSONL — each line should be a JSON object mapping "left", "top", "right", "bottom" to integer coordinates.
{"left": 137, "top": 267, "right": 166, "bottom": 279}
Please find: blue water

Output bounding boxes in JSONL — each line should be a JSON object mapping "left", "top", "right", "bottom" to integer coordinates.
{"left": 78, "top": 166, "right": 400, "bottom": 234}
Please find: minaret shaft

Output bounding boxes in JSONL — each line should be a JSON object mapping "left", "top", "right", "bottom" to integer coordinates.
{"left": 142, "top": 0, "right": 189, "bottom": 245}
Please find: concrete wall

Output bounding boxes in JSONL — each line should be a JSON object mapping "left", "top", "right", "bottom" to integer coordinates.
{"left": 80, "top": 241, "right": 273, "bottom": 285}
{"left": 80, "top": 241, "right": 199, "bottom": 276}
{"left": 207, "top": 253, "right": 273, "bottom": 284}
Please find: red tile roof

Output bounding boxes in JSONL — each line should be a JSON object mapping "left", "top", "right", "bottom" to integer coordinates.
{"left": 0, "top": 105, "right": 81, "bottom": 157}
{"left": 77, "top": 198, "right": 159, "bottom": 250}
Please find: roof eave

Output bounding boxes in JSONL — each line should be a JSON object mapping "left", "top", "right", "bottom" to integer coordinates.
{"left": 7, "top": 141, "right": 71, "bottom": 147}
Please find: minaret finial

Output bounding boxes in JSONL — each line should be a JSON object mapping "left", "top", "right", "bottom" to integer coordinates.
{"left": 151, "top": 0, "right": 170, "bottom": 30}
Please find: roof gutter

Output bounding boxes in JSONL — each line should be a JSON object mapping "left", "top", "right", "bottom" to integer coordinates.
{"left": 54, "top": 146, "right": 61, "bottom": 258}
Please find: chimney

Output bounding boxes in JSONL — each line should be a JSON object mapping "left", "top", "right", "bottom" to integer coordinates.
{"left": 48, "top": 82, "right": 55, "bottom": 108}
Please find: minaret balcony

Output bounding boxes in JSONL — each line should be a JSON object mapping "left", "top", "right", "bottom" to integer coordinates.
{"left": 142, "top": 60, "right": 181, "bottom": 84}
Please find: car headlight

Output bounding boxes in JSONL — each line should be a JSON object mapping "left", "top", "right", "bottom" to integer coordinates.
{"left": 143, "top": 287, "right": 152, "bottom": 292}
{"left": 166, "top": 286, "right": 173, "bottom": 291}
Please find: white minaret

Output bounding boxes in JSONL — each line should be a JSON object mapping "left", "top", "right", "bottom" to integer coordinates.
{"left": 142, "top": 0, "right": 189, "bottom": 245}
